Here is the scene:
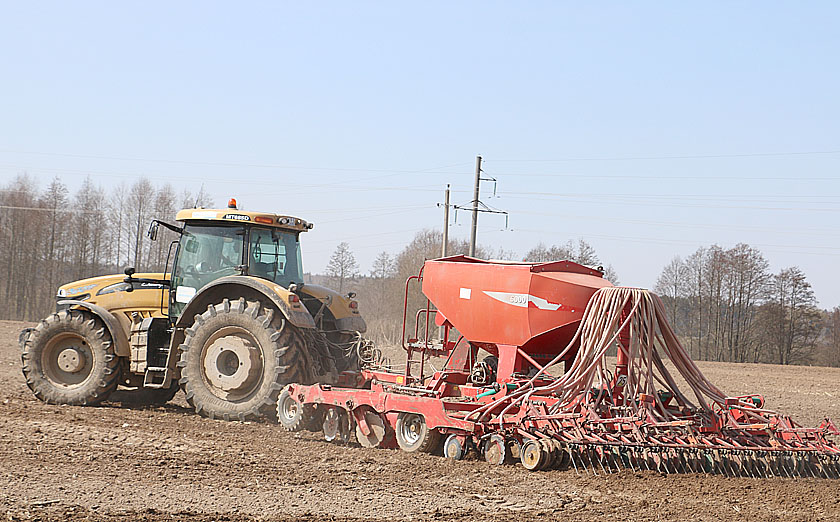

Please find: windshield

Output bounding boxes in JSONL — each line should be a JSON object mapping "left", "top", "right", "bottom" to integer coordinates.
{"left": 248, "top": 227, "right": 304, "bottom": 286}
{"left": 170, "top": 224, "right": 244, "bottom": 317}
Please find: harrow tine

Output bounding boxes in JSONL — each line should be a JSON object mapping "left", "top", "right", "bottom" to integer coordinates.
{"left": 758, "top": 454, "right": 771, "bottom": 479}
{"left": 753, "top": 452, "right": 765, "bottom": 479}
{"left": 626, "top": 448, "right": 642, "bottom": 473}
{"left": 642, "top": 448, "right": 652, "bottom": 472}
{"left": 611, "top": 447, "right": 623, "bottom": 472}
{"left": 735, "top": 451, "right": 747, "bottom": 478}
{"left": 729, "top": 451, "right": 742, "bottom": 477}
{"left": 644, "top": 448, "right": 655, "bottom": 472}
{"left": 819, "top": 455, "right": 833, "bottom": 479}
{"left": 726, "top": 451, "right": 739, "bottom": 477}
{"left": 598, "top": 451, "right": 610, "bottom": 475}
{"left": 685, "top": 450, "right": 697, "bottom": 474}
{"left": 775, "top": 453, "right": 786, "bottom": 478}
{"left": 668, "top": 449, "right": 681, "bottom": 474}
{"left": 819, "top": 456, "right": 833, "bottom": 479}
{"left": 568, "top": 446, "right": 581, "bottom": 476}
{"left": 828, "top": 457, "right": 840, "bottom": 480}
{"left": 715, "top": 450, "right": 729, "bottom": 478}
{"left": 762, "top": 453, "right": 774, "bottom": 479}
{"left": 740, "top": 452, "right": 754, "bottom": 478}
{"left": 804, "top": 454, "right": 818, "bottom": 479}
{"left": 587, "top": 447, "right": 600, "bottom": 477}
{"left": 783, "top": 453, "right": 796, "bottom": 478}
{"left": 796, "top": 454, "right": 807, "bottom": 478}
{"left": 678, "top": 449, "right": 690, "bottom": 474}
{"left": 579, "top": 446, "right": 591, "bottom": 476}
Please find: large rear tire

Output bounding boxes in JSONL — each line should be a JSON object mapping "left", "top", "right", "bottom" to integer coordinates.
{"left": 21, "top": 309, "right": 120, "bottom": 405}
{"left": 177, "top": 297, "right": 304, "bottom": 421}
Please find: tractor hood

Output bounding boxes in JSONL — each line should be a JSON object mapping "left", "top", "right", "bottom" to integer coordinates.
{"left": 57, "top": 273, "right": 166, "bottom": 302}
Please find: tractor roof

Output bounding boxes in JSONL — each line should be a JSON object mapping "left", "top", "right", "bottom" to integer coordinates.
{"left": 175, "top": 207, "right": 313, "bottom": 232}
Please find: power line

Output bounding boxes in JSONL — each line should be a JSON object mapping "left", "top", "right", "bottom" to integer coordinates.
{"left": 499, "top": 193, "right": 840, "bottom": 212}
{"left": 492, "top": 149, "right": 840, "bottom": 163}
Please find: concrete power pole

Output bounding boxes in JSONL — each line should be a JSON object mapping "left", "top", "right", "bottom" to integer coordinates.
{"left": 469, "top": 155, "right": 482, "bottom": 257}
{"left": 441, "top": 184, "right": 450, "bottom": 258}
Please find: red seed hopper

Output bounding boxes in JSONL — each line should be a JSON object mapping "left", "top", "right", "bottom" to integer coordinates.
{"left": 422, "top": 256, "right": 612, "bottom": 381}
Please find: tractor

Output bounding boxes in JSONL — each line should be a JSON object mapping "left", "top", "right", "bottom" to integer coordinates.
{"left": 20, "top": 199, "right": 365, "bottom": 421}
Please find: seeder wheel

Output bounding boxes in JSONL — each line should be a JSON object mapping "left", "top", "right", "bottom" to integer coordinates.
{"left": 277, "top": 388, "right": 306, "bottom": 431}
{"left": 483, "top": 434, "right": 508, "bottom": 465}
{"left": 323, "top": 408, "right": 351, "bottom": 443}
{"left": 395, "top": 413, "right": 440, "bottom": 453}
{"left": 520, "top": 440, "right": 546, "bottom": 471}
{"left": 355, "top": 409, "right": 387, "bottom": 448}
{"left": 443, "top": 434, "right": 466, "bottom": 460}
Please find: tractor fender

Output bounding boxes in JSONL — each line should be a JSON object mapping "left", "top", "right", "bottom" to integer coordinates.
{"left": 175, "top": 275, "right": 316, "bottom": 330}
{"left": 56, "top": 300, "right": 131, "bottom": 357}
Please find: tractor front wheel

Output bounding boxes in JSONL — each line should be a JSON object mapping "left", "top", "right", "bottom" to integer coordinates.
{"left": 21, "top": 309, "right": 120, "bottom": 405}
{"left": 177, "top": 298, "right": 303, "bottom": 421}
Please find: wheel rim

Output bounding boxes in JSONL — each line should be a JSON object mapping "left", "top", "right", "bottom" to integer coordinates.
{"left": 279, "top": 392, "right": 299, "bottom": 424}
{"left": 521, "top": 440, "right": 543, "bottom": 470}
{"left": 41, "top": 332, "right": 94, "bottom": 387}
{"left": 444, "top": 435, "right": 463, "bottom": 460}
{"left": 398, "top": 414, "right": 424, "bottom": 447}
{"left": 484, "top": 435, "right": 506, "bottom": 465}
{"left": 200, "top": 326, "right": 264, "bottom": 401}
{"left": 323, "top": 409, "right": 339, "bottom": 441}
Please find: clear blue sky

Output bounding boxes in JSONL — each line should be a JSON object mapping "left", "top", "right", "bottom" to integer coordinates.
{"left": 1, "top": 3, "right": 839, "bottom": 306}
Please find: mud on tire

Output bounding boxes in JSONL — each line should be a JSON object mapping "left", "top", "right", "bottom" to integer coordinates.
{"left": 21, "top": 309, "right": 120, "bottom": 405}
{"left": 177, "top": 297, "right": 305, "bottom": 421}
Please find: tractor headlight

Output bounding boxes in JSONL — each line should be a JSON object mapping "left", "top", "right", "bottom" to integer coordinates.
{"left": 96, "top": 282, "right": 132, "bottom": 295}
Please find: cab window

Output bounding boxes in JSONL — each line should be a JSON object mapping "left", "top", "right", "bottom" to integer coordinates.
{"left": 170, "top": 224, "right": 244, "bottom": 317}
{"left": 248, "top": 227, "right": 303, "bottom": 286}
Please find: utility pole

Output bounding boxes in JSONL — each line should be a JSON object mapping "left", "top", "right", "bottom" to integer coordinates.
{"left": 441, "top": 184, "right": 450, "bottom": 258}
{"left": 469, "top": 155, "right": 482, "bottom": 257}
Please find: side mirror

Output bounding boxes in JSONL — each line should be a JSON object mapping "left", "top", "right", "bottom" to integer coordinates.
{"left": 184, "top": 237, "right": 199, "bottom": 254}
{"left": 123, "top": 267, "right": 136, "bottom": 292}
{"left": 147, "top": 221, "right": 160, "bottom": 241}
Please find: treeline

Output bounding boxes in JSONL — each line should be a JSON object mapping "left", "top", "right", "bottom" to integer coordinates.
{"left": 654, "top": 244, "right": 840, "bottom": 366}
{"left": 4, "top": 173, "right": 838, "bottom": 368}
{"left": 0, "top": 174, "right": 211, "bottom": 320}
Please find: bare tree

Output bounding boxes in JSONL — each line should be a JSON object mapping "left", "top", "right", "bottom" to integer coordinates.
{"left": 760, "top": 267, "right": 821, "bottom": 365}
{"left": 148, "top": 184, "right": 177, "bottom": 271}
{"left": 326, "top": 242, "right": 359, "bottom": 293}
{"left": 128, "top": 178, "right": 154, "bottom": 270}
{"left": 827, "top": 307, "right": 840, "bottom": 367}
{"left": 654, "top": 256, "right": 688, "bottom": 326}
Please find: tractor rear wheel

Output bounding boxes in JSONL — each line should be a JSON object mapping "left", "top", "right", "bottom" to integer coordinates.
{"left": 177, "top": 298, "right": 303, "bottom": 421}
{"left": 21, "top": 309, "right": 120, "bottom": 405}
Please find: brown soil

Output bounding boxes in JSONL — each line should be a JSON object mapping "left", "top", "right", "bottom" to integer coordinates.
{"left": 2, "top": 319, "right": 840, "bottom": 521}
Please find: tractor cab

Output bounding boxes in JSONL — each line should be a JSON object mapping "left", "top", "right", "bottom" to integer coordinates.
{"left": 145, "top": 199, "right": 314, "bottom": 319}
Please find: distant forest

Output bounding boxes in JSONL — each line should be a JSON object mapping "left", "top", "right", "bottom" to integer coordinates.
{"left": 2, "top": 174, "right": 838, "bottom": 367}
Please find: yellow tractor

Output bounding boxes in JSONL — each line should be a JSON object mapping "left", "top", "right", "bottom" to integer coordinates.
{"left": 20, "top": 199, "right": 366, "bottom": 421}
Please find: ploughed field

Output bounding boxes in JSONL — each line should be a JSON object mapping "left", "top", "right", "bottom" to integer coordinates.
{"left": 1, "top": 319, "right": 839, "bottom": 522}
